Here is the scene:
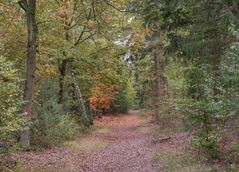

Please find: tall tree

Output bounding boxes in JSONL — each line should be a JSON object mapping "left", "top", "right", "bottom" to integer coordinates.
{"left": 55, "top": 0, "right": 98, "bottom": 104}
{"left": 19, "top": 0, "right": 37, "bottom": 149}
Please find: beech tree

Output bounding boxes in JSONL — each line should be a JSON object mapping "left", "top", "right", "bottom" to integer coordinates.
{"left": 19, "top": 0, "right": 38, "bottom": 149}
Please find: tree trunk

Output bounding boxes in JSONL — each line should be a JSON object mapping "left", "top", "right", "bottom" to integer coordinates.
{"left": 153, "top": 32, "right": 164, "bottom": 122}
{"left": 71, "top": 70, "right": 89, "bottom": 127}
{"left": 154, "top": 50, "right": 161, "bottom": 122}
{"left": 57, "top": 20, "right": 70, "bottom": 104}
{"left": 58, "top": 59, "right": 67, "bottom": 104}
{"left": 20, "top": 0, "right": 37, "bottom": 149}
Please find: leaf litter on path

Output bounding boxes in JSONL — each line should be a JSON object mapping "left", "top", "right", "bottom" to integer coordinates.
{"left": 16, "top": 112, "right": 161, "bottom": 172}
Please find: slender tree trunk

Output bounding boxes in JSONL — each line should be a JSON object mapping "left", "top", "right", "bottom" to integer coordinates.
{"left": 154, "top": 50, "right": 161, "bottom": 122}
{"left": 58, "top": 59, "right": 67, "bottom": 104}
{"left": 57, "top": 21, "right": 70, "bottom": 104}
{"left": 153, "top": 32, "right": 164, "bottom": 122}
{"left": 20, "top": 0, "right": 37, "bottom": 149}
{"left": 71, "top": 70, "right": 89, "bottom": 127}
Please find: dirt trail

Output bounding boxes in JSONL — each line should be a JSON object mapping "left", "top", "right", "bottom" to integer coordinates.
{"left": 81, "top": 112, "right": 160, "bottom": 172}
{"left": 17, "top": 112, "right": 160, "bottom": 172}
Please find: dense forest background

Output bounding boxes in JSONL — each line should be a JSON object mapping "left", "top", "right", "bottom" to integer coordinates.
{"left": 0, "top": 0, "right": 238, "bottom": 171}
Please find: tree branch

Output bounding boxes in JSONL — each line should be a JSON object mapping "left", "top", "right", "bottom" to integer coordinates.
{"left": 74, "top": 26, "right": 86, "bottom": 46}
{"left": 102, "top": 0, "right": 135, "bottom": 13}
{"left": 76, "top": 31, "right": 97, "bottom": 45}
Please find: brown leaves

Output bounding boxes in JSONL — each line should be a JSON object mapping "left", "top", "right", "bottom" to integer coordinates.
{"left": 89, "top": 83, "right": 115, "bottom": 111}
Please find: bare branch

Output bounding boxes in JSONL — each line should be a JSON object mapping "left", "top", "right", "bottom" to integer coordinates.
{"left": 74, "top": 26, "right": 86, "bottom": 46}
{"left": 102, "top": 0, "right": 135, "bottom": 13}
{"left": 18, "top": 0, "right": 28, "bottom": 12}
{"left": 76, "top": 31, "right": 97, "bottom": 45}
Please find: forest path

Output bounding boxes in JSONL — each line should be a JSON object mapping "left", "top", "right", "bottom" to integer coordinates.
{"left": 17, "top": 112, "right": 160, "bottom": 172}
{"left": 80, "top": 112, "right": 160, "bottom": 172}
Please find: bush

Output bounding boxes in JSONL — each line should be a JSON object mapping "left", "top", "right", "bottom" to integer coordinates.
{"left": 179, "top": 64, "right": 223, "bottom": 159}
{"left": 42, "top": 112, "right": 79, "bottom": 145}
{"left": 31, "top": 99, "right": 79, "bottom": 147}
{"left": 112, "top": 80, "right": 136, "bottom": 113}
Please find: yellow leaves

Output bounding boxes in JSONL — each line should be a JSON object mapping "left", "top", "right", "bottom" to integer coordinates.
{"left": 129, "top": 29, "right": 148, "bottom": 54}
{"left": 37, "top": 65, "right": 57, "bottom": 77}
{"left": 85, "top": 20, "right": 97, "bottom": 29}
{"left": 57, "top": 4, "right": 67, "bottom": 18}
{"left": 56, "top": 0, "right": 77, "bottom": 25}
{"left": 91, "top": 83, "right": 115, "bottom": 96}
{"left": 45, "top": 67, "right": 56, "bottom": 76}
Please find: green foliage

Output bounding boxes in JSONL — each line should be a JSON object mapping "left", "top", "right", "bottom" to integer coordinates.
{"left": 164, "top": 60, "right": 186, "bottom": 97}
{"left": 177, "top": 52, "right": 239, "bottom": 158}
{"left": 219, "top": 41, "right": 239, "bottom": 119}
{"left": 154, "top": 60, "right": 185, "bottom": 129}
{"left": 131, "top": 0, "right": 239, "bottom": 162}
{"left": 41, "top": 112, "right": 79, "bottom": 146}
{"left": 113, "top": 80, "right": 136, "bottom": 113}
{"left": 31, "top": 98, "right": 79, "bottom": 147}
{"left": 153, "top": 149, "right": 206, "bottom": 172}
{"left": 0, "top": 56, "right": 22, "bottom": 148}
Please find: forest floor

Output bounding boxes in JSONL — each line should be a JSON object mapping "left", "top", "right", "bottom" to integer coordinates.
{"left": 14, "top": 112, "right": 161, "bottom": 172}
{"left": 9, "top": 111, "right": 238, "bottom": 172}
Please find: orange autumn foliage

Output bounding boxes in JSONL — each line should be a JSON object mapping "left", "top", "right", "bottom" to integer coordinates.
{"left": 89, "top": 95, "right": 111, "bottom": 111}
{"left": 89, "top": 83, "right": 115, "bottom": 112}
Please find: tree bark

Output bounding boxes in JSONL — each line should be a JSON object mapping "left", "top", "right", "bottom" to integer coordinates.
{"left": 58, "top": 59, "right": 67, "bottom": 104}
{"left": 71, "top": 70, "right": 89, "bottom": 127}
{"left": 153, "top": 32, "right": 164, "bottom": 122}
{"left": 57, "top": 15, "right": 70, "bottom": 104}
{"left": 20, "top": 0, "right": 37, "bottom": 149}
{"left": 154, "top": 50, "right": 161, "bottom": 122}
